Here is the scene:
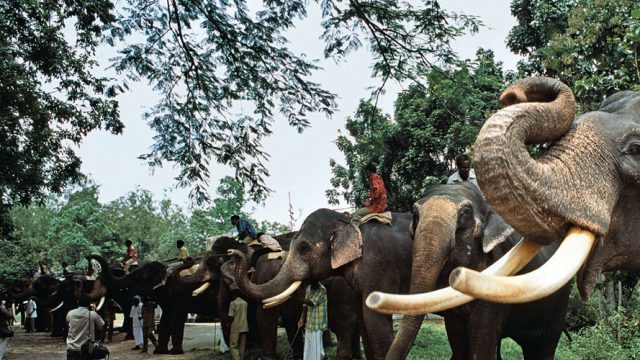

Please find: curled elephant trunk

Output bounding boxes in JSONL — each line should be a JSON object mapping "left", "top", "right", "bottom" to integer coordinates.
{"left": 87, "top": 254, "right": 132, "bottom": 291}
{"left": 474, "top": 77, "right": 579, "bottom": 244}
{"left": 229, "top": 249, "right": 303, "bottom": 303}
{"left": 456, "top": 76, "right": 613, "bottom": 301}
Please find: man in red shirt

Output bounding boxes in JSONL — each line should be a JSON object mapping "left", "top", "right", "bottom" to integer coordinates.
{"left": 351, "top": 163, "right": 388, "bottom": 224}
{"left": 123, "top": 240, "right": 139, "bottom": 273}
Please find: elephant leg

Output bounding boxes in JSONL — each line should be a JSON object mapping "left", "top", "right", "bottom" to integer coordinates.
{"left": 281, "top": 304, "right": 304, "bottom": 359}
{"left": 356, "top": 299, "right": 374, "bottom": 359}
{"left": 331, "top": 321, "right": 354, "bottom": 360}
{"left": 154, "top": 309, "right": 172, "bottom": 354}
{"left": 361, "top": 305, "right": 393, "bottom": 360}
{"left": 169, "top": 306, "right": 188, "bottom": 353}
{"left": 256, "top": 306, "right": 278, "bottom": 359}
{"left": 350, "top": 326, "right": 362, "bottom": 360}
{"left": 468, "top": 303, "right": 507, "bottom": 360}
{"left": 444, "top": 315, "right": 468, "bottom": 360}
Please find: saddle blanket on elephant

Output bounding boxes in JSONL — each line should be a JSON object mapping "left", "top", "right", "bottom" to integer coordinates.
{"left": 179, "top": 264, "right": 200, "bottom": 277}
{"left": 359, "top": 211, "right": 392, "bottom": 225}
{"left": 267, "top": 250, "right": 286, "bottom": 260}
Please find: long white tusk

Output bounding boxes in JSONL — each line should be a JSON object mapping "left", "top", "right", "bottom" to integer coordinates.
{"left": 96, "top": 297, "right": 106, "bottom": 311}
{"left": 450, "top": 227, "right": 595, "bottom": 303}
{"left": 50, "top": 301, "right": 65, "bottom": 312}
{"left": 192, "top": 282, "right": 210, "bottom": 297}
{"left": 262, "top": 281, "right": 302, "bottom": 306}
{"left": 263, "top": 294, "right": 293, "bottom": 309}
{"left": 366, "top": 237, "right": 542, "bottom": 314}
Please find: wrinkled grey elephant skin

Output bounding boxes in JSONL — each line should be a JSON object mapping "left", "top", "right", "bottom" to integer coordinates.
{"left": 387, "top": 183, "right": 571, "bottom": 360}
{"left": 232, "top": 209, "right": 413, "bottom": 360}
{"left": 473, "top": 77, "right": 640, "bottom": 299}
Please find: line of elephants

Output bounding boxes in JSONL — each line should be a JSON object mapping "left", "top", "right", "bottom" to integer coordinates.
{"left": 8, "top": 76, "right": 640, "bottom": 359}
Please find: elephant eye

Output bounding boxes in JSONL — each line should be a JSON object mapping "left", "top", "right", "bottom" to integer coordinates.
{"left": 625, "top": 143, "right": 640, "bottom": 155}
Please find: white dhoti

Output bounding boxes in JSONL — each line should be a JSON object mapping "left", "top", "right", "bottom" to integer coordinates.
{"left": 133, "top": 325, "right": 144, "bottom": 346}
{"left": 303, "top": 329, "right": 324, "bottom": 360}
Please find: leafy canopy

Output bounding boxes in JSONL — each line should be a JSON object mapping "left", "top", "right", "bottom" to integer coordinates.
{"left": 0, "top": 0, "right": 483, "bottom": 225}
{"left": 328, "top": 49, "right": 507, "bottom": 211}
{"left": 508, "top": 0, "right": 640, "bottom": 110}
{"left": 0, "top": 0, "right": 122, "bottom": 235}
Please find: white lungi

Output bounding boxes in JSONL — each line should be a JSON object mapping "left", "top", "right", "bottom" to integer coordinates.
{"left": 303, "top": 329, "right": 324, "bottom": 360}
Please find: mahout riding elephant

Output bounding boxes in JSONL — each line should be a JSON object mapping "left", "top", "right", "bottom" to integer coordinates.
{"left": 214, "top": 235, "right": 306, "bottom": 359}
{"left": 218, "top": 234, "right": 362, "bottom": 360}
{"left": 368, "top": 183, "right": 571, "bottom": 360}
{"left": 230, "top": 209, "right": 412, "bottom": 360}
{"left": 428, "top": 77, "right": 640, "bottom": 306}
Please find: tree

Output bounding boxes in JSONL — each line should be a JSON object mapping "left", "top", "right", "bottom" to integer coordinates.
{"left": 328, "top": 49, "right": 507, "bottom": 211}
{"left": 508, "top": 0, "right": 640, "bottom": 110}
{"left": 0, "top": 1, "right": 483, "bottom": 225}
{"left": 0, "top": 0, "right": 122, "bottom": 235}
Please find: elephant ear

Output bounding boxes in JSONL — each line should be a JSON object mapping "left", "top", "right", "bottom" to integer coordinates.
{"left": 331, "top": 222, "right": 363, "bottom": 269}
{"left": 220, "top": 260, "right": 239, "bottom": 291}
{"left": 482, "top": 211, "right": 517, "bottom": 253}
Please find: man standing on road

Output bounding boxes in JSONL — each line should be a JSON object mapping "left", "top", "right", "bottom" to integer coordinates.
{"left": 227, "top": 290, "right": 248, "bottom": 360}
{"left": 299, "top": 281, "right": 327, "bottom": 360}
{"left": 66, "top": 294, "right": 104, "bottom": 360}
{"left": 25, "top": 297, "right": 37, "bottom": 333}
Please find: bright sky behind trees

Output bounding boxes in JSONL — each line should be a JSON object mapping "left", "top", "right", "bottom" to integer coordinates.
{"left": 76, "top": 0, "right": 519, "bottom": 227}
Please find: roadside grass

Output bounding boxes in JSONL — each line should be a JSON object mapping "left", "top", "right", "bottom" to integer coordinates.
{"left": 191, "top": 321, "right": 584, "bottom": 360}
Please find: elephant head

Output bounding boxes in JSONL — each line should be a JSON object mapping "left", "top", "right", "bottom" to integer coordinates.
{"left": 87, "top": 254, "right": 167, "bottom": 301}
{"left": 371, "top": 183, "right": 519, "bottom": 359}
{"left": 446, "top": 77, "right": 640, "bottom": 303}
{"left": 230, "top": 209, "right": 357, "bottom": 305}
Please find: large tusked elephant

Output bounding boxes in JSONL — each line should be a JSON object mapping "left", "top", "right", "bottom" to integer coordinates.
{"left": 369, "top": 183, "right": 571, "bottom": 360}
{"left": 216, "top": 234, "right": 361, "bottom": 360}
{"left": 230, "top": 209, "right": 413, "bottom": 360}
{"left": 401, "top": 77, "right": 640, "bottom": 309}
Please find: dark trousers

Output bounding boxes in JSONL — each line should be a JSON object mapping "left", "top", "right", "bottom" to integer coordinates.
{"left": 143, "top": 326, "right": 157, "bottom": 350}
{"left": 66, "top": 348, "right": 83, "bottom": 360}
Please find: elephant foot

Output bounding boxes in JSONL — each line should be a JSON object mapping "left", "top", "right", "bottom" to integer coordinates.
{"left": 153, "top": 348, "right": 169, "bottom": 354}
{"left": 168, "top": 348, "right": 184, "bottom": 355}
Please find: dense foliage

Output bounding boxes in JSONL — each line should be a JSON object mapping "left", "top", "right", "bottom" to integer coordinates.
{"left": 508, "top": 0, "right": 640, "bottom": 111}
{"left": 327, "top": 49, "right": 507, "bottom": 211}
{"left": 0, "top": 176, "right": 285, "bottom": 296}
{"left": 0, "top": 1, "right": 483, "bottom": 229}
{"left": 0, "top": 0, "right": 122, "bottom": 236}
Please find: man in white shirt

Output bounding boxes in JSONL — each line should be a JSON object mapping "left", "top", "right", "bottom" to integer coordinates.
{"left": 25, "top": 297, "right": 37, "bottom": 333}
{"left": 447, "top": 153, "right": 479, "bottom": 188}
{"left": 66, "top": 294, "right": 104, "bottom": 360}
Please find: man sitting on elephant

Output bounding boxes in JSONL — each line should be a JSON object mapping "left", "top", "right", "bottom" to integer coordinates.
{"left": 350, "top": 162, "right": 388, "bottom": 225}
{"left": 122, "top": 240, "right": 139, "bottom": 273}
{"left": 231, "top": 215, "right": 257, "bottom": 244}
{"left": 447, "top": 153, "right": 479, "bottom": 188}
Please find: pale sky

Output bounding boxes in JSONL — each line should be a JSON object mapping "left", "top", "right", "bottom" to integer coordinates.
{"left": 77, "top": 0, "right": 520, "bottom": 229}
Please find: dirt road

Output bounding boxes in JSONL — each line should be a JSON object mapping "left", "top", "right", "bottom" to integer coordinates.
{"left": 3, "top": 323, "right": 224, "bottom": 359}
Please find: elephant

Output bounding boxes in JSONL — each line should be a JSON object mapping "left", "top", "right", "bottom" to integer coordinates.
{"left": 213, "top": 235, "right": 305, "bottom": 359}
{"left": 152, "top": 253, "right": 221, "bottom": 354}
{"left": 230, "top": 209, "right": 413, "bottom": 360}
{"left": 9, "top": 270, "right": 96, "bottom": 335}
{"left": 431, "top": 77, "right": 640, "bottom": 305}
{"left": 86, "top": 255, "right": 167, "bottom": 342}
{"left": 369, "top": 183, "right": 571, "bottom": 360}
{"left": 217, "top": 234, "right": 362, "bottom": 360}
